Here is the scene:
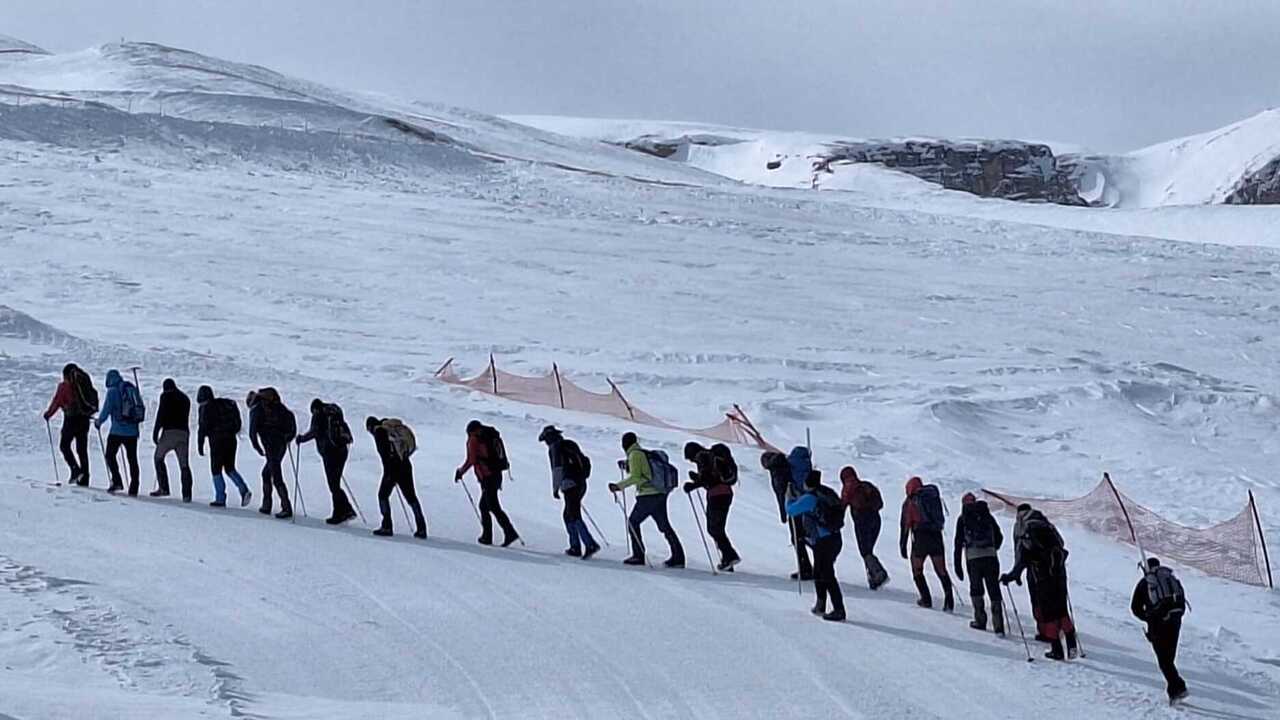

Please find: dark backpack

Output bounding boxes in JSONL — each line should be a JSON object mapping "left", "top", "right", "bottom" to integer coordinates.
{"left": 813, "top": 485, "right": 845, "bottom": 532}
{"left": 69, "top": 368, "right": 99, "bottom": 416}
{"left": 479, "top": 425, "right": 510, "bottom": 473}
{"left": 319, "top": 403, "right": 353, "bottom": 447}
{"left": 912, "top": 484, "right": 946, "bottom": 532}
{"left": 206, "top": 398, "right": 241, "bottom": 436}
{"left": 644, "top": 449, "right": 679, "bottom": 493}
{"left": 711, "top": 443, "right": 738, "bottom": 486}
{"left": 256, "top": 388, "right": 296, "bottom": 440}
{"left": 119, "top": 381, "right": 146, "bottom": 424}
{"left": 561, "top": 439, "right": 591, "bottom": 483}
{"left": 963, "top": 507, "right": 997, "bottom": 549}
{"left": 1144, "top": 566, "right": 1186, "bottom": 622}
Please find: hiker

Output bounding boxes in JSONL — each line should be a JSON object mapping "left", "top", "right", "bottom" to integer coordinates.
{"left": 539, "top": 425, "right": 599, "bottom": 559}
{"left": 455, "top": 420, "right": 520, "bottom": 547}
{"left": 683, "top": 442, "right": 741, "bottom": 571}
{"left": 1131, "top": 558, "right": 1188, "bottom": 703}
{"left": 954, "top": 492, "right": 1005, "bottom": 634}
{"left": 247, "top": 388, "right": 297, "bottom": 519}
{"left": 1001, "top": 504, "right": 1079, "bottom": 660}
{"left": 786, "top": 470, "right": 846, "bottom": 621}
{"left": 840, "top": 466, "right": 889, "bottom": 589}
{"left": 95, "top": 369, "right": 144, "bottom": 495}
{"left": 367, "top": 417, "right": 427, "bottom": 538}
{"left": 196, "top": 385, "right": 251, "bottom": 507}
{"left": 608, "top": 432, "right": 684, "bottom": 568}
{"left": 763, "top": 450, "right": 812, "bottom": 580}
{"left": 297, "top": 399, "right": 357, "bottom": 525}
{"left": 900, "top": 476, "right": 955, "bottom": 611}
{"left": 151, "top": 378, "right": 193, "bottom": 500}
{"left": 42, "top": 363, "right": 96, "bottom": 487}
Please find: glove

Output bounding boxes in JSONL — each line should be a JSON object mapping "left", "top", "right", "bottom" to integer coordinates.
{"left": 553, "top": 490, "right": 560, "bottom": 500}
{"left": 454, "top": 469, "right": 463, "bottom": 482}
{"left": 94, "top": 419, "right": 102, "bottom": 430}
{"left": 999, "top": 572, "right": 1020, "bottom": 586}
{"left": 616, "top": 459, "right": 628, "bottom": 471}
{"left": 682, "top": 482, "right": 696, "bottom": 494}
{"left": 687, "top": 470, "right": 699, "bottom": 481}
{"left": 608, "top": 482, "right": 621, "bottom": 493}
{"left": 900, "top": 547, "right": 909, "bottom": 560}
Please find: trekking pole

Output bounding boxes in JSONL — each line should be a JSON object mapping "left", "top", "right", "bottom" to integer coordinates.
{"left": 94, "top": 424, "right": 110, "bottom": 478}
{"left": 395, "top": 486, "right": 414, "bottom": 529}
{"left": 1004, "top": 584, "right": 1035, "bottom": 663}
{"left": 45, "top": 419, "right": 61, "bottom": 485}
{"left": 687, "top": 490, "right": 718, "bottom": 574}
{"left": 457, "top": 477, "right": 482, "bottom": 521}
{"left": 789, "top": 516, "right": 802, "bottom": 596}
{"left": 340, "top": 475, "right": 368, "bottom": 526}
{"left": 1065, "top": 587, "right": 1087, "bottom": 658}
{"left": 582, "top": 506, "right": 610, "bottom": 547}
{"left": 286, "top": 444, "right": 307, "bottom": 520}
{"left": 614, "top": 489, "right": 651, "bottom": 568}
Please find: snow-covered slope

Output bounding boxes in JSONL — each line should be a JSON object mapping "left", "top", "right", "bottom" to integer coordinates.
{"left": 2, "top": 35, "right": 1279, "bottom": 719}
{"left": 0, "top": 33, "right": 48, "bottom": 55}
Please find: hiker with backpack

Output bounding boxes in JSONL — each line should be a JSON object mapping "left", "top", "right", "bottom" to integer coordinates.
{"left": 455, "top": 421, "right": 520, "bottom": 547}
{"left": 839, "top": 466, "right": 889, "bottom": 590}
{"left": 899, "top": 476, "right": 955, "bottom": 611}
{"left": 196, "top": 385, "right": 251, "bottom": 508}
{"left": 683, "top": 442, "right": 741, "bottom": 571}
{"left": 95, "top": 369, "right": 145, "bottom": 495}
{"left": 1001, "top": 504, "right": 1080, "bottom": 660}
{"left": 539, "top": 425, "right": 600, "bottom": 559}
{"left": 763, "top": 450, "right": 813, "bottom": 581}
{"left": 297, "top": 399, "right": 357, "bottom": 525}
{"left": 42, "top": 363, "right": 97, "bottom": 487}
{"left": 152, "top": 378, "right": 193, "bottom": 501}
{"left": 608, "top": 432, "right": 685, "bottom": 568}
{"left": 786, "top": 470, "right": 846, "bottom": 622}
{"left": 953, "top": 492, "right": 1005, "bottom": 635}
{"left": 1131, "top": 558, "right": 1188, "bottom": 703}
{"left": 367, "top": 417, "right": 427, "bottom": 538}
{"left": 247, "top": 388, "right": 297, "bottom": 519}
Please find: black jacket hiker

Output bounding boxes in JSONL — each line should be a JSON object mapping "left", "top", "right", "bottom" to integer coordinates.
{"left": 247, "top": 389, "right": 297, "bottom": 519}
{"left": 1131, "top": 559, "right": 1188, "bottom": 701}
{"left": 298, "top": 399, "right": 356, "bottom": 525}
{"left": 368, "top": 417, "right": 426, "bottom": 538}
{"left": 954, "top": 495, "right": 1005, "bottom": 634}
{"left": 152, "top": 379, "right": 193, "bottom": 500}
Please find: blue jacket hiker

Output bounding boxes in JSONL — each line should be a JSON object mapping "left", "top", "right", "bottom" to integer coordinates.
{"left": 786, "top": 469, "right": 846, "bottom": 622}
{"left": 96, "top": 369, "right": 143, "bottom": 495}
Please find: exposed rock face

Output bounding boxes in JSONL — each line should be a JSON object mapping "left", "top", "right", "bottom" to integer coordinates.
{"left": 1225, "top": 157, "right": 1280, "bottom": 204}
{"left": 818, "top": 140, "right": 1086, "bottom": 205}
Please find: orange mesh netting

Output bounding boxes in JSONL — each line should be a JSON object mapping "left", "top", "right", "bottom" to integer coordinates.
{"left": 983, "top": 475, "right": 1273, "bottom": 588}
{"left": 434, "top": 356, "right": 774, "bottom": 450}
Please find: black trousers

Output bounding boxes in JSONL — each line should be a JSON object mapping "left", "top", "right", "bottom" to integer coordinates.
{"left": 967, "top": 556, "right": 1002, "bottom": 602}
{"left": 791, "top": 518, "right": 813, "bottom": 576}
{"left": 258, "top": 441, "right": 291, "bottom": 512}
{"left": 479, "top": 481, "right": 516, "bottom": 540}
{"left": 321, "top": 447, "right": 353, "bottom": 518}
{"left": 378, "top": 459, "right": 425, "bottom": 534}
{"left": 628, "top": 493, "right": 683, "bottom": 560}
{"left": 851, "top": 511, "right": 881, "bottom": 557}
{"left": 59, "top": 415, "right": 90, "bottom": 483}
{"left": 1149, "top": 620, "right": 1186, "bottom": 699}
{"left": 562, "top": 483, "right": 584, "bottom": 524}
{"left": 812, "top": 533, "right": 845, "bottom": 614}
{"left": 104, "top": 434, "right": 140, "bottom": 494}
{"left": 704, "top": 493, "right": 739, "bottom": 563}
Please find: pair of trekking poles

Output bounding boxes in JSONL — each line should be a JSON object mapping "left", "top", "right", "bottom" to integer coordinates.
{"left": 611, "top": 465, "right": 718, "bottom": 573}
{"left": 1001, "top": 580, "right": 1088, "bottom": 663}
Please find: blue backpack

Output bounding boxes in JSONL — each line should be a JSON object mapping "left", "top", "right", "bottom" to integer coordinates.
{"left": 787, "top": 447, "right": 812, "bottom": 493}
{"left": 119, "top": 381, "right": 146, "bottom": 424}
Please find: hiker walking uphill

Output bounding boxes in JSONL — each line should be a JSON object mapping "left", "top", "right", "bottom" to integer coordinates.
{"left": 368, "top": 417, "right": 427, "bottom": 538}
{"left": 763, "top": 449, "right": 812, "bottom": 580}
{"left": 43, "top": 363, "right": 97, "bottom": 487}
{"left": 840, "top": 466, "right": 889, "bottom": 590}
{"left": 608, "top": 432, "right": 684, "bottom": 568}
{"left": 954, "top": 493, "right": 1005, "bottom": 635}
{"left": 786, "top": 470, "right": 846, "bottom": 622}
{"left": 900, "top": 476, "right": 955, "bottom": 611}
{"left": 455, "top": 421, "right": 520, "bottom": 547}
{"left": 683, "top": 442, "right": 741, "bottom": 571}
{"left": 152, "top": 378, "right": 193, "bottom": 501}
{"left": 196, "top": 385, "right": 251, "bottom": 508}
{"left": 1131, "top": 558, "right": 1189, "bottom": 703}
{"left": 1002, "top": 504, "right": 1079, "bottom": 660}
{"left": 297, "top": 399, "right": 356, "bottom": 525}
{"left": 96, "top": 369, "right": 145, "bottom": 495}
{"left": 539, "top": 426, "right": 599, "bottom": 559}
{"left": 247, "top": 388, "right": 296, "bottom": 519}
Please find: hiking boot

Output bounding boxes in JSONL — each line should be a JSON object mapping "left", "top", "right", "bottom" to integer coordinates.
{"left": 916, "top": 597, "right": 933, "bottom": 609}
{"left": 107, "top": 484, "right": 123, "bottom": 494}
{"left": 372, "top": 527, "right": 393, "bottom": 537}
{"left": 623, "top": 555, "right": 645, "bottom": 566}
{"left": 992, "top": 603, "right": 1006, "bottom": 637}
{"left": 240, "top": 490, "right": 252, "bottom": 508}
{"left": 76, "top": 476, "right": 90, "bottom": 487}
{"left": 1034, "top": 633, "right": 1051, "bottom": 643}
{"left": 664, "top": 557, "right": 685, "bottom": 569}
{"left": 719, "top": 556, "right": 741, "bottom": 572}
{"left": 326, "top": 509, "right": 357, "bottom": 526}
{"left": 258, "top": 506, "right": 272, "bottom": 515}
{"left": 565, "top": 548, "right": 583, "bottom": 558}
{"left": 790, "top": 570, "right": 814, "bottom": 581}
{"left": 1169, "top": 688, "right": 1189, "bottom": 705}
{"left": 810, "top": 603, "right": 826, "bottom": 617}
{"left": 209, "top": 500, "right": 227, "bottom": 508}
{"left": 477, "top": 536, "right": 493, "bottom": 546}
{"left": 275, "top": 509, "right": 292, "bottom": 520}
{"left": 582, "top": 544, "right": 600, "bottom": 560}
{"left": 1045, "top": 640, "right": 1065, "bottom": 661}
{"left": 822, "top": 610, "right": 847, "bottom": 622}
{"left": 501, "top": 533, "right": 520, "bottom": 548}
{"left": 413, "top": 528, "right": 428, "bottom": 540}
{"left": 182, "top": 494, "right": 192, "bottom": 503}
{"left": 971, "top": 603, "right": 988, "bottom": 631}
{"left": 1065, "top": 630, "right": 1079, "bottom": 658}
{"left": 914, "top": 576, "right": 933, "bottom": 608}
{"left": 150, "top": 488, "right": 169, "bottom": 498}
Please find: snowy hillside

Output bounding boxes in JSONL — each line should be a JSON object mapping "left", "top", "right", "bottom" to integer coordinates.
{"left": 2, "top": 34, "right": 1279, "bottom": 719}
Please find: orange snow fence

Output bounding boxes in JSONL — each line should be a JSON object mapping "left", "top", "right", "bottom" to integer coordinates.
{"left": 434, "top": 356, "right": 774, "bottom": 450}
{"left": 984, "top": 473, "right": 1273, "bottom": 588}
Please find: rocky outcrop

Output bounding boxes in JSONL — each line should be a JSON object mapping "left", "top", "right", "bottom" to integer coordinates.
{"left": 1225, "top": 157, "right": 1280, "bottom": 204}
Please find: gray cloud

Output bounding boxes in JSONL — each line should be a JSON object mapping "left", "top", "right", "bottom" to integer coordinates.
{"left": 6, "top": 0, "right": 1279, "bottom": 151}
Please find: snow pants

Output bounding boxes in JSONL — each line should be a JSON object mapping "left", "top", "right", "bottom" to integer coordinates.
{"left": 59, "top": 415, "right": 90, "bottom": 484}
{"left": 1148, "top": 620, "right": 1186, "bottom": 699}
{"left": 377, "top": 458, "right": 425, "bottom": 535}
{"left": 321, "top": 446, "right": 354, "bottom": 520}
{"left": 479, "top": 480, "right": 516, "bottom": 542}
{"left": 208, "top": 435, "right": 249, "bottom": 503}
{"left": 105, "top": 434, "right": 140, "bottom": 495}
{"left": 154, "top": 429, "right": 192, "bottom": 499}
{"left": 812, "top": 533, "right": 845, "bottom": 615}
{"left": 628, "top": 493, "right": 683, "bottom": 562}
{"left": 705, "top": 492, "right": 739, "bottom": 564}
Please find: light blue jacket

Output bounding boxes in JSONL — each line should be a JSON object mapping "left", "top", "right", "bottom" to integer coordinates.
{"left": 96, "top": 370, "right": 140, "bottom": 438}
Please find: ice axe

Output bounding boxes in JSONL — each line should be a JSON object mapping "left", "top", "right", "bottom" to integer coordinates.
{"left": 127, "top": 366, "right": 143, "bottom": 395}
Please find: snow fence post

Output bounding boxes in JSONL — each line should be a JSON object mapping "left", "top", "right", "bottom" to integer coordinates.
{"left": 607, "top": 378, "right": 636, "bottom": 421}
{"left": 1104, "top": 472, "right": 1149, "bottom": 568}
{"left": 553, "top": 363, "right": 566, "bottom": 409}
{"left": 489, "top": 354, "right": 498, "bottom": 395}
{"left": 1249, "top": 489, "right": 1274, "bottom": 589}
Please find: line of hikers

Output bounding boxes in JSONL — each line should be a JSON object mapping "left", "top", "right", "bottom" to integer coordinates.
{"left": 40, "top": 363, "right": 1190, "bottom": 703}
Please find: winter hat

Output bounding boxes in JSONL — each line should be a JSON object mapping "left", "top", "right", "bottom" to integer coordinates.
{"left": 683, "top": 442, "right": 705, "bottom": 461}
{"left": 196, "top": 385, "right": 214, "bottom": 404}
{"left": 621, "top": 432, "right": 638, "bottom": 451}
{"left": 1146, "top": 557, "right": 1161, "bottom": 570}
{"left": 310, "top": 398, "right": 324, "bottom": 413}
{"left": 62, "top": 363, "right": 79, "bottom": 379}
{"left": 466, "top": 420, "right": 483, "bottom": 434}
{"left": 839, "top": 466, "right": 859, "bottom": 484}
{"left": 538, "top": 425, "right": 561, "bottom": 444}
{"left": 245, "top": 390, "right": 258, "bottom": 406}
{"left": 905, "top": 476, "right": 924, "bottom": 496}
{"left": 962, "top": 492, "right": 977, "bottom": 505}
{"left": 365, "top": 416, "right": 381, "bottom": 433}
{"left": 805, "top": 469, "right": 822, "bottom": 489}
{"left": 162, "top": 378, "right": 177, "bottom": 392}
{"left": 1016, "top": 503, "right": 1033, "bottom": 513}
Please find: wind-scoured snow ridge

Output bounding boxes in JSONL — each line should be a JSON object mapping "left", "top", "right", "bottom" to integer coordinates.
{"left": 0, "top": 34, "right": 48, "bottom": 56}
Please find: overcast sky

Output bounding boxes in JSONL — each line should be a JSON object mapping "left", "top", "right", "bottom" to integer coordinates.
{"left": 6, "top": 0, "right": 1279, "bottom": 151}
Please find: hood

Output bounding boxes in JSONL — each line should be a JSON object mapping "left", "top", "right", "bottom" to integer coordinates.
{"left": 105, "top": 369, "right": 122, "bottom": 387}
{"left": 760, "top": 451, "right": 785, "bottom": 468}
{"left": 196, "top": 385, "right": 214, "bottom": 404}
{"left": 905, "top": 476, "right": 924, "bottom": 496}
